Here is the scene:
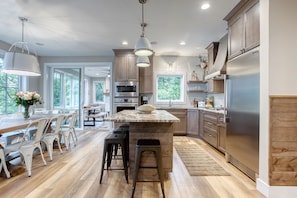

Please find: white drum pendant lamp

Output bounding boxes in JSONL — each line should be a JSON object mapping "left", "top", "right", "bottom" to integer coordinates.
{"left": 136, "top": 56, "right": 150, "bottom": 67}
{"left": 2, "top": 17, "right": 41, "bottom": 76}
{"left": 134, "top": 0, "right": 154, "bottom": 57}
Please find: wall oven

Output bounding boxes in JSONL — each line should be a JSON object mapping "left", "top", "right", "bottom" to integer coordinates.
{"left": 114, "top": 97, "right": 138, "bottom": 113}
{"left": 114, "top": 82, "right": 138, "bottom": 97}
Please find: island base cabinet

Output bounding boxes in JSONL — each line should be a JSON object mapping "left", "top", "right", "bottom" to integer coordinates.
{"left": 129, "top": 122, "right": 174, "bottom": 180}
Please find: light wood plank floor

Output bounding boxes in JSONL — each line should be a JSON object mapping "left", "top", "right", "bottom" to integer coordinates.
{"left": 0, "top": 128, "right": 265, "bottom": 198}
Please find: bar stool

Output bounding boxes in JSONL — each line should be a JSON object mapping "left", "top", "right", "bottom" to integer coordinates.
{"left": 113, "top": 124, "right": 129, "bottom": 164}
{"left": 131, "top": 139, "right": 165, "bottom": 198}
{"left": 99, "top": 133, "right": 128, "bottom": 184}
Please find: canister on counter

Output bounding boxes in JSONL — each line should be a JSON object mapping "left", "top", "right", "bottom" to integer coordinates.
{"left": 193, "top": 99, "right": 198, "bottom": 108}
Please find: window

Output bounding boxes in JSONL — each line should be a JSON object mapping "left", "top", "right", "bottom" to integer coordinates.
{"left": 53, "top": 69, "right": 80, "bottom": 109}
{"left": 93, "top": 81, "right": 105, "bottom": 103}
{"left": 156, "top": 74, "right": 184, "bottom": 103}
{"left": 0, "top": 57, "right": 20, "bottom": 114}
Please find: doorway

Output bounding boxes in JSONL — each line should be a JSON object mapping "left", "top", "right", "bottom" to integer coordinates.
{"left": 43, "top": 62, "right": 112, "bottom": 128}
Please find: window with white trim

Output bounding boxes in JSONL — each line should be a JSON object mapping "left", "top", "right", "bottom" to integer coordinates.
{"left": 156, "top": 74, "right": 184, "bottom": 103}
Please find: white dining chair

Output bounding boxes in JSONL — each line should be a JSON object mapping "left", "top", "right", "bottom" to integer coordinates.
{"left": 41, "top": 115, "right": 64, "bottom": 161}
{"left": 4, "top": 118, "right": 48, "bottom": 177}
{"left": 0, "top": 148, "right": 10, "bottom": 178}
{"left": 60, "top": 112, "right": 77, "bottom": 150}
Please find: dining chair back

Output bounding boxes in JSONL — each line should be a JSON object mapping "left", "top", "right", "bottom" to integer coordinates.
{"left": 41, "top": 115, "right": 65, "bottom": 161}
{"left": 4, "top": 118, "right": 49, "bottom": 177}
{"left": 60, "top": 112, "right": 77, "bottom": 150}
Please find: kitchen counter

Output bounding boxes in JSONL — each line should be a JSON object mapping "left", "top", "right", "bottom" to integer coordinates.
{"left": 104, "top": 110, "right": 180, "bottom": 123}
{"left": 104, "top": 109, "right": 179, "bottom": 179}
{"left": 156, "top": 106, "right": 225, "bottom": 114}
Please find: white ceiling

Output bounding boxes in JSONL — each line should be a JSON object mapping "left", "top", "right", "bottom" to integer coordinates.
{"left": 0, "top": 0, "right": 240, "bottom": 58}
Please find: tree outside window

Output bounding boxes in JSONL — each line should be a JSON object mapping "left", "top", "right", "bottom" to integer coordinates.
{"left": 94, "top": 81, "right": 104, "bottom": 103}
{"left": 0, "top": 58, "right": 20, "bottom": 114}
{"left": 53, "top": 70, "right": 79, "bottom": 109}
{"left": 156, "top": 74, "right": 184, "bottom": 103}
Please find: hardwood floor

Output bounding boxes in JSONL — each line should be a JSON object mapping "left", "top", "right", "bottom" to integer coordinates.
{"left": 0, "top": 128, "right": 265, "bottom": 198}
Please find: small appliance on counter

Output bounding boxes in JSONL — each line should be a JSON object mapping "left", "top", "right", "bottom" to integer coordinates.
{"left": 140, "top": 96, "right": 148, "bottom": 105}
{"left": 198, "top": 101, "right": 205, "bottom": 108}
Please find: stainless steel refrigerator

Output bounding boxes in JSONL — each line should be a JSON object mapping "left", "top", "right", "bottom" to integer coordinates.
{"left": 225, "top": 47, "right": 259, "bottom": 180}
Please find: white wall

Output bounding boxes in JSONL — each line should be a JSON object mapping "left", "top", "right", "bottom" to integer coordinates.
{"left": 257, "top": 0, "right": 297, "bottom": 197}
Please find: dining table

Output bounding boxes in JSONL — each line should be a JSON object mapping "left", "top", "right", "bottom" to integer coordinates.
{"left": 0, "top": 113, "right": 70, "bottom": 134}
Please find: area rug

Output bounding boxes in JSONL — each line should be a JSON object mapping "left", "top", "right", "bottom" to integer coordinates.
{"left": 174, "top": 144, "right": 230, "bottom": 176}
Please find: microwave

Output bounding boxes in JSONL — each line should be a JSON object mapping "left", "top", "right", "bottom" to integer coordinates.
{"left": 114, "top": 82, "right": 138, "bottom": 97}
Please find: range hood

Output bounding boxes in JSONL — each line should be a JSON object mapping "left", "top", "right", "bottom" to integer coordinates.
{"left": 205, "top": 34, "right": 228, "bottom": 80}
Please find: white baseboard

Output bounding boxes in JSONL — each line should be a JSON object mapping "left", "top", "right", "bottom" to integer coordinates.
{"left": 257, "top": 178, "right": 297, "bottom": 198}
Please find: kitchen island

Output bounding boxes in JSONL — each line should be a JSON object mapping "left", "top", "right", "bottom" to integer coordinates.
{"left": 104, "top": 110, "right": 180, "bottom": 179}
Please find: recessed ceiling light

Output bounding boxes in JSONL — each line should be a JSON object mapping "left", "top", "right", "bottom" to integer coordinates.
{"left": 122, "top": 41, "right": 128, "bottom": 45}
{"left": 201, "top": 3, "right": 210, "bottom": 10}
{"left": 180, "top": 41, "right": 186, "bottom": 46}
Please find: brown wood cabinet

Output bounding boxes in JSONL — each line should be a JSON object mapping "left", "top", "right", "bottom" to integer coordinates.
{"left": 113, "top": 49, "right": 138, "bottom": 82}
{"left": 205, "top": 42, "right": 219, "bottom": 73}
{"left": 202, "top": 111, "right": 218, "bottom": 148}
{"left": 200, "top": 110, "right": 226, "bottom": 153}
{"left": 217, "top": 114, "right": 226, "bottom": 153}
{"left": 199, "top": 110, "right": 204, "bottom": 137}
{"left": 207, "top": 79, "right": 224, "bottom": 93}
{"left": 163, "top": 108, "right": 187, "bottom": 136}
{"left": 139, "top": 56, "right": 153, "bottom": 93}
{"left": 224, "top": 0, "right": 259, "bottom": 60}
{"left": 187, "top": 109, "right": 199, "bottom": 137}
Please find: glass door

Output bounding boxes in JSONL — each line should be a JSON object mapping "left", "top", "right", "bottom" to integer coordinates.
{"left": 43, "top": 65, "right": 83, "bottom": 128}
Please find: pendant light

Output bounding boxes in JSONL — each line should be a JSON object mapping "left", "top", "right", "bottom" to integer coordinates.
{"left": 136, "top": 56, "right": 150, "bottom": 67}
{"left": 2, "top": 17, "right": 41, "bottom": 76}
{"left": 134, "top": 0, "right": 154, "bottom": 57}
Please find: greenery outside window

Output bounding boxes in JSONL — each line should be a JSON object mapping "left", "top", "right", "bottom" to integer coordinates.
{"left": 93, "top": 81, "right": 105, "bottom": 103}
{"left": 0, "top": 57, "right": 20, "bottom": 114}
{"left": 53, "top": 70, "right": 79, "bottom": 109}
{"left": 156, "top": 74, "right": 184, "bottom": 103}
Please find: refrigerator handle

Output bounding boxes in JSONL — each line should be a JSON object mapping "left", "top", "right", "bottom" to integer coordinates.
{"left": 224, "top": 74, "right": 230, "bottom": 123}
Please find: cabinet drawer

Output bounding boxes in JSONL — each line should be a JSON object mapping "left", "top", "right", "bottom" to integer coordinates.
{"left": 203, "top": 129, "right": 218, "bottom": 147}
{"left": 203, "top": 120, "right": 217, "bottom": 133}
{"left": 203, "top": 113, "right": 217, "bottom": 123}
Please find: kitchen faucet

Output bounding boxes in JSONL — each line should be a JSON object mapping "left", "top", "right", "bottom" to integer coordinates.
{"left": 169, "top": 99, "right": 172, "bottom": 107}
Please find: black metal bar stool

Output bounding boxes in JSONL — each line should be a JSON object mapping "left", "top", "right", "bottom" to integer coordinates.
{"left": 131, "top": 139, "right": 165, "bottom": 198}
{"left": 113, "top": 124, "right": 129, "bottom": 163}
{"left": 99, "top": 133, "right": 128, "bottom": 184}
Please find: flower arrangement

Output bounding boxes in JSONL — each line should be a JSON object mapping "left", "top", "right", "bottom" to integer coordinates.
{"left": 14, "top": 91, "right": 43, "bottom": 118}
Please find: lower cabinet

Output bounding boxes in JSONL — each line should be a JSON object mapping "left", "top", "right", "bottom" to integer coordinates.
{"left": 164, "top": 108, "right": 187, "bottom": 135}
{"left": 218, "top": 114, "right": 226, "bottom": 153}
{"left": 200, "top": 110, "right": 226, "bottom": 153}
{"left": 202, "top": 111, "right": 218, "bottom": 148}
{"left": 187, "top": 109, "right": 199, "bottom": 137}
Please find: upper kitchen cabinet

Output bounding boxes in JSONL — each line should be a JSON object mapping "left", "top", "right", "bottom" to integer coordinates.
{"left": 207, "top": 79, "right": 224, "bottom": 93}
{"left": 139, "top": 56, "right": 153, "bottom": 94}
{"left": 224, "top": 0, "right": 259, "bottom": 60}
{"left": 206, "top": 42, "right": 219, "bottom": 72}
{"left": 113, "top": 49, "right": 138, "bottom": 82}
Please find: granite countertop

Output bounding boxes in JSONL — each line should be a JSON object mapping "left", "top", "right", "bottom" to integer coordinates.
{"left": 156, "top": 106, "right": 225, "bottom": 114}
{"left": 104, "top": 110, "right": 180, "bottom": 123}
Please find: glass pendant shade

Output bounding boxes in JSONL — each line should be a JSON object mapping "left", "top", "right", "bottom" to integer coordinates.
{"left": 136, "top": 56, "right": 150, "bottom": 67}
{"left": 3, "top": 51, "right": 40, "bottom": 76}
{"left": 134, "top": 36, "right": 153, "bottom": 56}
